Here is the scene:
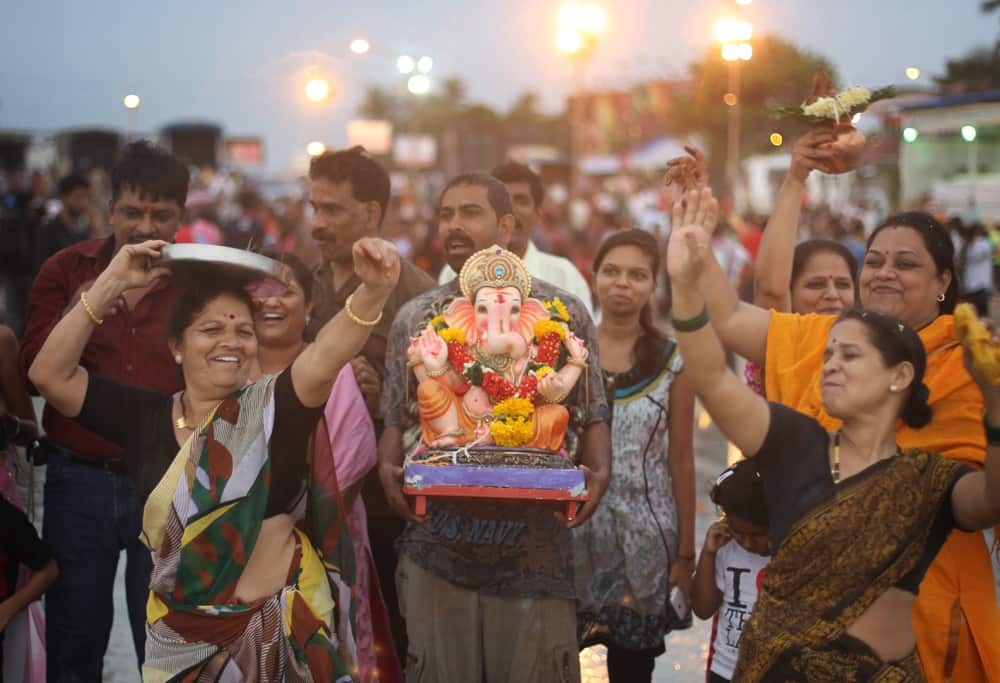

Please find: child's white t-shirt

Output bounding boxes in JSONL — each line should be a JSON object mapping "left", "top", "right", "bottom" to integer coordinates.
{"left": 709, "top": 539, "right": 771, "bottom": 679}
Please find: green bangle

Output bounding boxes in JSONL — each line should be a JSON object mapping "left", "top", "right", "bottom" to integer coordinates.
{"left": 671, "top": 306, "right": 709, "bottom": 333}
{"left": 983, "top": 417, "right": 1000, "bottom": 446}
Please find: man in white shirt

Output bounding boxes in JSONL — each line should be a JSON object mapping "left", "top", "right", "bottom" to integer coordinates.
{"left": 437, "top": 162, "right": 594, "bottom": 316}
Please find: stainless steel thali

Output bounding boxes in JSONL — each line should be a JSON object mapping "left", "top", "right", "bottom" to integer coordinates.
{"left": 158, "top": 244, "right": 293, "bottom": 287}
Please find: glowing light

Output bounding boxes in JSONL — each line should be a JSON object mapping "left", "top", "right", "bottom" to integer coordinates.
{"left": 407, "top": 74, "right": 431, "bottom": 95}
{"left": 962, "top": 125, "right": 977, "bottom": 142}
{"left": 350, "top": 38, "right": 370, "bottom": 55}
{"left": 715, "top": 18, "right": 753, "bottom": 43}
{"left": 556, "top": 29, "right": 584, "bottom": 54}
{"left": 721, "top": 44, "right": 740, "bottom": 61}
{"left": 577, "top": 4, "right": 606, "bottom": 33}
{"left": 905, "top": 67, "right": 921, "bottom": 81}
{"left": 123, "top": 94, "right": 141, "bottom": 109}
{"left": 737, "top": 43, "right": 753, "bottom": 60}
{"left": 306, "top": 141, "right": 326, "bottom": 157}
{"left": 396, "top": 55, "right": 416, "bottom": 74}
{"left": 852, "top": 113, "right": 862, "bottom": 124}
{"left": 697, "top": 408, "right": 712, "bottom": 430}
{"left": 770, "top": 132, "right": 783, "bottom": 147}
{"left": 417, "top": 56, "right": 434, "bottom": 74}
{"left": 305, "top": 79, "right": 330, "bottom": 102}
{"left": 723, "top": 92, "right": 738, "bottom": 106}
{"left": 902, "top": 127, "right": 918, "bottom": 143}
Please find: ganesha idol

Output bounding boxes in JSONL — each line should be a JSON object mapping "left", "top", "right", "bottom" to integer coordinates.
{"left": 408, "top": 245, "right": 588, "bottom": 454}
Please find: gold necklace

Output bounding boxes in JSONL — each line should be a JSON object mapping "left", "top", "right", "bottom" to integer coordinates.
{"left": 832, "top": 431, "right": 901, "bottom": 485}
{"left": 175, "top": 391, "right": 219, "bottom": 432}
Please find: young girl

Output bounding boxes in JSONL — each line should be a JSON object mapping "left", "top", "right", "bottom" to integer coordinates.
{"left": 691, "top": 459, "right": 770, "bottom": 683}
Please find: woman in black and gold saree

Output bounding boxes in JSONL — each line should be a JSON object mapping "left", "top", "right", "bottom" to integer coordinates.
{"left": 665, "top": 189, "right": 1000, "bottom": 682}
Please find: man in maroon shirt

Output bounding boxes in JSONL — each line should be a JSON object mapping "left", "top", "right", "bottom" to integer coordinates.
{"left": 19, "top": 140, "right": 188, "bottom": 680}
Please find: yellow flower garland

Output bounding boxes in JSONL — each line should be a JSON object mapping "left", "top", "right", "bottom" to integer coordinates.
{"left": 438, "top": 327, "right": 466, "bottom": 344}
{"left": 490, "top": 416, "right": 535, "bottom": 447}
{"left": 492, "top": 397, "right": 534, "bottom": 419}
{"left": 534, "top": 319, "right": 567, "bottom": 341}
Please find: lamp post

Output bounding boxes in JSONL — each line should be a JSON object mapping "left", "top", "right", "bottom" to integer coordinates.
{"left": 557, "top": 2, "right": 605, "bottom": 198}
{"left": 123, "top": 94, "right": 140, "bottom": 139}
{"left": 963, "top": 125, "right": 978, "bottom": 217}
{"left": 716, "top": 17, "right": 752, "bottom": 200}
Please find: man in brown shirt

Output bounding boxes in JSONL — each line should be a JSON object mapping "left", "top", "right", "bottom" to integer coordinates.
{"left": 19, "top": 141, "right": 189, "bottom": 680}
{"left": 304, "top": 146, "right": 435, "bottom": 657}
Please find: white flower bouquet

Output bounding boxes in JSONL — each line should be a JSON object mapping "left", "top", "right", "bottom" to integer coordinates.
{"left": 773, "top": 70, "right": 895, "bottom": 173}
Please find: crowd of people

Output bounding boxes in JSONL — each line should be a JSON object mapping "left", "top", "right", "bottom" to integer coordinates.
{"left": 0, "top": 132, "right": 997, "bottom": 683}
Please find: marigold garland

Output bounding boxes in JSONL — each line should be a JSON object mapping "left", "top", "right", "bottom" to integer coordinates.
{"left": 489, "top": 416, "right": 535, "bottom": 447}
{"left": 534, "top": 319, "right": 566, "bottom": 341}
{"left": 492, "top": 397, "right": 534, "bottom": 419}
{"left": 546, "top": 297, "right": 569, "bottom": 322}
{"left": 438, "top": 327, "right": 466, "bottom": 344}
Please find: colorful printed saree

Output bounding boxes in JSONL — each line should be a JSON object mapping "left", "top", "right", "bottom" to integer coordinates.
{"left": 139, "top": 375, "right": 356, "bottom": 682}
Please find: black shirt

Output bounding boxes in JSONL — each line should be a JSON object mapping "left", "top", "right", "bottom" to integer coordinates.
{"left": 0, "top": 497, "right": 50, "bottom": 602}
{"left": 752, "top": 402, "right": 971, "bottom": 594}
{"left": 75, "top": 370, "right": 323, "bottom": 517}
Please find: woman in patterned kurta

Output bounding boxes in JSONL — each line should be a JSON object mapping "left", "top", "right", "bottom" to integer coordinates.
{"left": 574, "top": 230, "right": 696, "bottom": 683}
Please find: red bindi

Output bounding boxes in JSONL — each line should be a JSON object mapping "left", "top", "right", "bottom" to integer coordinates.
{"left": 228, "top": 314, "right": 235, "bottom": 320}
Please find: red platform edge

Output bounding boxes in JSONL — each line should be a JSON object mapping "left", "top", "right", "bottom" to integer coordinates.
{"left": 403, "top": 485, "right": 590, "bottom": 520}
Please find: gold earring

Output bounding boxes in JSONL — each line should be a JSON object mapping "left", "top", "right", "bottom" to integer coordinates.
{"left": 937, "top": 293, "right": 945, "bottom": 303}
{"left": 890, "top": 384, "right": 898, "bottom": 393}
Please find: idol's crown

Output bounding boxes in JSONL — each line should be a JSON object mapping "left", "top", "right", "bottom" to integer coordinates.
{"left": 458, "top": 245, "right": 532, "bottom": 299}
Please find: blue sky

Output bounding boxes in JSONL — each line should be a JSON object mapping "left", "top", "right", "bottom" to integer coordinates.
{"left": 2, "top": 1, "right": 997, "bottom": 172}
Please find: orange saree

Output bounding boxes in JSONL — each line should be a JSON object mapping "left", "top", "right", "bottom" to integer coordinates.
{"left": 765, "top": 312, "right": 1000, "bottom": 682}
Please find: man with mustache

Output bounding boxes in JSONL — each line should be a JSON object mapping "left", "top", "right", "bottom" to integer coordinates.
{"left": 379, "top": 172, "right": 611, "bottom": 683}
{"left": 304, "top": 145, "right": 435, "bottom": 661}
{"left": 18, "top": 140, "right": 189, "bottom": 680}
{"left": 437, "top": 161, "right": 594, "bottom": 316}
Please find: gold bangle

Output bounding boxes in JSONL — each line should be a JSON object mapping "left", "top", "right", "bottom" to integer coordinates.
{"left": 425, "top": 365, "right": 449, "bottom": 378}
{"left": 344, "top": 293, "right": 382, "bottom": 328}
{"left": 80, "top": 291, "right": 104, "bottom": 325}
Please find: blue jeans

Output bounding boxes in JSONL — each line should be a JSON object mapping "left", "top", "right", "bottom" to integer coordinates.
{"left": 43, "top": 450, "right": 151, "bottom": 682}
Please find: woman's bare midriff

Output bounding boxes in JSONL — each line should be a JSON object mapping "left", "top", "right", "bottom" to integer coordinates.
{"left": 233, "top": 513, "right": 296, "bottom": 604}
{"left": 845, "top": 587, "right": 917, "bottom": 663}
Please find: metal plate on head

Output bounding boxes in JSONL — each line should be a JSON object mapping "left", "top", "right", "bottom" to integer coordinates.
{"left": 158, "top": 244, "right": 293, "bottom": 288}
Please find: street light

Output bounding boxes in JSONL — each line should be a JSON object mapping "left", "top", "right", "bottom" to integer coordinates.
{"left": 306, "top": 141, "right": 326, "bottom": 157}
{"left": 902, "top": 127, "right": 919, "bottom": 143}
{"left": 717, "top": 15, "right": 752, "bottom": 198}
{"left": 407, "top": 74, "right": 431, "bottom": 95}
{"left": 962, "top": 125, "right": 978, "bottom": 142}
{"left": 305, "top": 79, "right": 331, "bottom": 102}
{"left": 123, "top": 94, "right": 140, "bottom": 138}
{"left": 350, "top": 38, "right": 370, "bottom": 55}
{"left": 557, "top": 2, "right": 605, "bottom": 197}
{"left": 905, "top": 67, "right": 921, "bottom": 81}
{"left": 397, "top": 55, "right": 416, "bottom": 74}
{"left": 417, "top": 56, "right": 433, "bottom": 74}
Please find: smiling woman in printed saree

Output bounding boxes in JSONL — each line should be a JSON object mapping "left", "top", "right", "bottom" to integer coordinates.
{"left": 665, "top": 189, "right": 1000, "bottom": 682}
{"left": 28, "top": 237, "right": 401, "bottom": 681}
{"left": 410, "top": 245, "right": 589, "bottom": 451}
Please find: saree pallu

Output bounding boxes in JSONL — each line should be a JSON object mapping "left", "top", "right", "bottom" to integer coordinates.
{"left": 140, "top": 376, "right": 356, "bottom": 682}
{"left": 765, "top": 312, "right": 1000, "bottom": 682}
{"left": 733, "top": 450, "right": 967, "bottom": 682}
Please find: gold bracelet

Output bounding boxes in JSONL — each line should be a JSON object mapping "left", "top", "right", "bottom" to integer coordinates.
{"left": 344, "top": 293, "right": 382, "bottom": 328}
{"left": 80, "top": 291, "right": 104, "bottom": 325}
{"left": 425, "top": 365, "right": 450, "bottom": 378}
